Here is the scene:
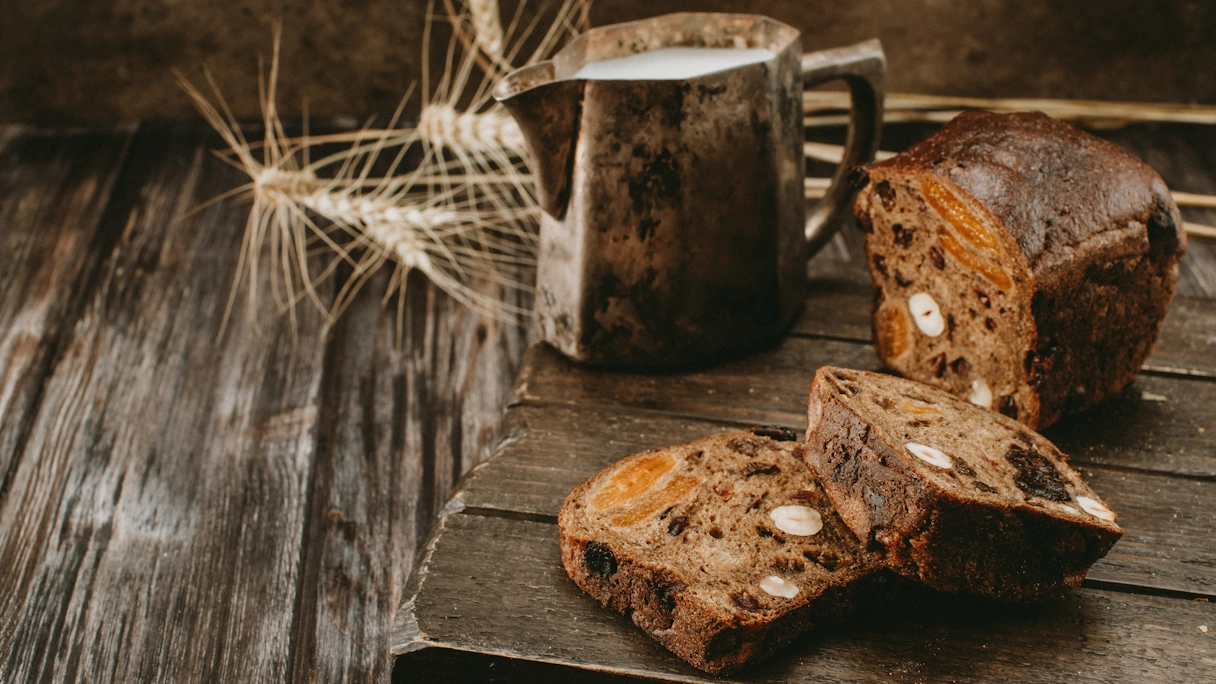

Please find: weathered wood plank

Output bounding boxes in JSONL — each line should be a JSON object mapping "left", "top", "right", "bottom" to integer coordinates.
{"left": 511, "top": 339, "right": 879, "bottom": 427}
{"left": 512, "top": 339, "right": 1216, "bottom": 479}
{"left": 0, "top": 123, "right": 329, "bottom": 682}
{"left": 451, "top": 404, "right": 1216, "bottom": 598}
{"left": 0, "top": 125, "right": 134, "bottom": 502}
{"left": 289, "top": 266, "right": 532, "bottom": 683}
{"left": 1148, "top": 293, "right": 1216, "bottom": 378}
{"left": 393, "top": 512, "right": 1216, "bottom": 683}
{"left": 1042, "top": 374, "right": 1216, "bottom": 478}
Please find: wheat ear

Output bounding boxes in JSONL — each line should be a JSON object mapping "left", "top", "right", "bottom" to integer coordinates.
{"left": 181, "top": 2, "right": 593, "bottom": 336}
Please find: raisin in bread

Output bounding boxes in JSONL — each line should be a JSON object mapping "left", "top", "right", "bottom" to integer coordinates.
{"left": 854, "top": 111, "right": 1186, "bottom": 429}
{"left": 558, "top": 427, "right": 881, "bottom": 674}
{"left": 803, "top": 367, "right": 1122, "bottom": 602}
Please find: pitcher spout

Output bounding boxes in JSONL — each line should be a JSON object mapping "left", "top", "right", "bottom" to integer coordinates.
{"left": 494, "top": 62, "right": 583, "bottom": 219}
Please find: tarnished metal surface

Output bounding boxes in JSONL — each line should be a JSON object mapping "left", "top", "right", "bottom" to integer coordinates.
{"left": 497, "top": 13, "right": 884, "bottom": 368}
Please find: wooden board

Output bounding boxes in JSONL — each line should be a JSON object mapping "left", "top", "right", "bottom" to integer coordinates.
{"left": 1, "top": 119, "right": 1214, "bottom": 682}
{"left": 0, "top": 123, "right": 533, "bottom": 682}
{"left": 395, "top": 513, "right": 1216, "bottom": 683}
{"left": 393, "top": 127, "right": 1216, "bottom": 679}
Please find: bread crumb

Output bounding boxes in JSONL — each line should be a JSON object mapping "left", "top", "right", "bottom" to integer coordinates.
{"left": 1201, "top": 625, "right": 1209, "bottom": 633}
{"left": 1141, "top": 391, "right": 1168, "bottom": 402}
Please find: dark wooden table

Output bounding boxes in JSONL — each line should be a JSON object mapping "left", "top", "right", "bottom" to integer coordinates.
{"left": 0, "top": 120, "right": 1213, "bottom": 682}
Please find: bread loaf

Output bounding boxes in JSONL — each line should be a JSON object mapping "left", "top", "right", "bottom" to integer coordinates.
{"left": 558, "top": 427, "right": 881, "bottom": 674}
{"left": 854, "top": 111, "right": 1186, "bottom": 428}
{"left": 803, "top": 366, "right": 1122, "bottom": 602}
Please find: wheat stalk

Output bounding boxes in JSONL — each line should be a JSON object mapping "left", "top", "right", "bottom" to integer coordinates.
{"left": 180, "top": 1, "right": 592, "bottom": 337}
{"left": 804, "top": 91, "right": 1216, "bottom": 128}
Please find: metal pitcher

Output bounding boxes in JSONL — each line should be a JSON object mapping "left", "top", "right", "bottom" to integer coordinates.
{"left": 496, "top": 12, "right": 885, "bottom": 368}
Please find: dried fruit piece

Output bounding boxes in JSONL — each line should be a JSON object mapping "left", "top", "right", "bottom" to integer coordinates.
{"left": 609, "top": 475, "right": 700, "bottom": 527}
{"left": 892, "top": 223, "right": 915, "bottom": 248}
{"left": 875, "top": 179, "right": 896, "bottom": 210}
{"left": 876, "top": 304, "right": 914, "bottom": 358}
{"left": 728, "top": 437, "right": 762, "bottom": 456}
{"left": 742, "top": 461, "right": 780, "bottom": 477}
{"left": 730, "top": 592, "right": 762, "bottom": 612}
{"left": 999, "top": 394, "right": 1019, "bottom": 419}
{"left": 772, "top": 557, "right": 805, "bottom": 573}
{"left": 922, "top": 178, "right": 1001, "bottom": 253}
{"left": 591, "top": 452, "right": 676, "bottom": 510}
{"left": 790, "top": 488, "right": 817, "bottom": 501}
{"left": 935, "top": 227, "right": 1014, "bottom": 291}
{"left": 1005, "top": 443, "right": 1070, "bottom": 502}
{"left": 899, "top": 399, "right": 945, "bottom": 418}
{"left": 667, "top": 516, "right": 690, "bottom": 535}
{"left": 930, "top": 353, "right": 947, "bottom": 378}
{"left": 585, "top": 541, "right": 618, "bottom": 578}
{"left": 929, "top": 245, "right": 946, "bottom": 269}
{"left": 950, "top": 356, "right": 971, "bottom": 376}
{"left": 805, "top": 550, "right": 846, "bottom": 571}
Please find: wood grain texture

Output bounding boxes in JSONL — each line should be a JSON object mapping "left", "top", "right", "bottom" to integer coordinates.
{"left": 513, "top": 342, "right": 1216, "bottom": 479}
{"left": 0, "top": 123, "right": 333, "bottom": 681}
{"left": 393, "top": 512, "right": 1216, "bottom": 683}
{"left": 0, "top": 122, "right": 535, "bottom": 682}
{"left": 0, "top": 125, "right": 134, "bottom": 506}
{"left": 512, "top": 340, "right": 879, "bottom": 428}
{"left": 289, "top": 267, "right": 531, "bottom": 683}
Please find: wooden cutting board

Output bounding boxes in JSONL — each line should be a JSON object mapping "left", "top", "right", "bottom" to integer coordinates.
{"left": 390, "top": 228, "right": 1216, "bottom": 682}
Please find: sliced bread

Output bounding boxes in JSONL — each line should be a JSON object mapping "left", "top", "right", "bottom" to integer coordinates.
{"left": 804, "top": 366, "right": 1123, "bottom": 602}
{"left": 558, "top": 427, "right": 881, "bottom": 674}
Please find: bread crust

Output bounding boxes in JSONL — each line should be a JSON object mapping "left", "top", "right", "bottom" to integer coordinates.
{"left": 856, "top": 111, "right": 1186, "bottom": 428}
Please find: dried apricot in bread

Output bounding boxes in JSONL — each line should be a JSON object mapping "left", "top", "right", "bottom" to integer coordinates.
{"left": 854, "top": 111, "right": 1186, "bottom": 429}
{"left": 803, "top": 367, "right": 1122, "bottom": 602}
{"left": 558, "top": 427, "right": 881, "bottom": 674}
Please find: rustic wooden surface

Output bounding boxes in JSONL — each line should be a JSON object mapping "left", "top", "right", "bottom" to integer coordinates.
{"left": 0, "top": 121, "right": 1212, "bottom": 682}
{"left": 393, "top": 123, "right": 1216, "bottom": 682}
{"left": 0, "top": 122, "right": 532, "bottom": 682}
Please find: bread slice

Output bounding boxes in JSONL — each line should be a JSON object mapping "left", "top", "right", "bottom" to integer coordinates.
{"left": 804, "top": 366, "right": 1122, "bottom": 602}
{"left": 558, "top": 427, "right": 881, "bottom": 674}
{"left": 854, "top": 111, "right": 1186, "bottom": 429}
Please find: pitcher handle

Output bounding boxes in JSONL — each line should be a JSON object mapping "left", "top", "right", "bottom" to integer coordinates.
{"left": 801, "top": 39, "right": 886, "bottom": 255}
